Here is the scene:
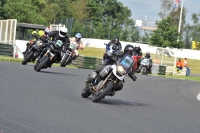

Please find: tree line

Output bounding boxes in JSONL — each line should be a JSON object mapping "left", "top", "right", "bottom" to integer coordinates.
{"left": 0, "top": 0, "right": 200, "bottom": 49}
{"left": 0, "top": 0, "right": 137, "bottom": 41}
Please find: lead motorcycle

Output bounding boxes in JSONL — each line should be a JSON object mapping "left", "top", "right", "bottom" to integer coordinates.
{"left": 34, "top": 40, "right": 63, "bottom": 72}
{"left": 60, "top": 43, "right": 76, "bottom": 67}
{"left": 81, "top": 50, "right": 136, "bottom": 102}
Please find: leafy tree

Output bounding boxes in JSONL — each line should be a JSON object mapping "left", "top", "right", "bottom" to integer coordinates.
{"left": 190, "top": 13, "right": 200, "bottom": 42}
{"left": 158, "top": 0, "right": 173, "bottom": 19}
{"left": 42, "top": 3, "right": 63, "bottom": 25}
{"left": 2, "top": 0, "right": 47, "bottom": 24}
{"left": 150, "top": 17, "right": 183, "bottom": 48}
{"left": 0, "top": 0, "right": 7, "bottom": 19}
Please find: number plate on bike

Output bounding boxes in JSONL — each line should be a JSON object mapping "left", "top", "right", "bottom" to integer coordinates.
{"left": 69, "top": 43, "right": 76, "bottom": 50}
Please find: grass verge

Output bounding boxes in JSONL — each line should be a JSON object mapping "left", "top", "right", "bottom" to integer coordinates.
{"left": 0, "top": 47, "right": 199, "bottom": 81}
{"left": 0, "top": 56, "right": 77, "bottom": 68}
{"left": 151, "top": 74, "right": 200, "bottom": 82}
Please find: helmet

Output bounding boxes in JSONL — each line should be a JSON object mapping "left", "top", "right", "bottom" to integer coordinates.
{"left": 145, "top": 52, "right": 150, "bottom": 58}
{"left": 44, "top": 27, "right": 51, "bottom": 35}
{"left": 135, "top": 44, "right": 140, "bottom": 50}
{"left": 124, "top": 44, "right": 134, "bottom": 56}
{"left": 59, "top": 27, "right": 68, "bottom": 38}
{"left": 75, "top": 33, "right": 82, "bottom": 42}
{"left": 114, "top": 37, "right": 119, "bottom": 44}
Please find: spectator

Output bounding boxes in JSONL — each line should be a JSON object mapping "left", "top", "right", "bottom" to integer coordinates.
{"left": 184, "top": 58, "right": 190, "bottom": 76}
{"left": 155, "top": 56, "right": 159, "bottom": 64}
{"left": 176, "top": 58, "right": 183, "bottom": 71}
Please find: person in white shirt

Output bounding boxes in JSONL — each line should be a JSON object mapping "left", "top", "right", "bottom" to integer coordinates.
{"left": 69, "top": 33, "right": 84, "bottom": 62}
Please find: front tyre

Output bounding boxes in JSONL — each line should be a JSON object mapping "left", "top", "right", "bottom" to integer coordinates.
{"left": 60, "top": 54, "right": 69, "bottom": 67}
{"left": 22, "top": 51, "right": 34, "bottom": 65}
{"left": 141, "top": 67, "right": 146, "bottom": 75}
{"left": 81, "top": 86, "right": 91, "bottom": 98}
{"left": 35, "top": 56, "right": 49, "bottom": 72}
{"left": 92, "top": 81, "right": 113, "bottom": 102}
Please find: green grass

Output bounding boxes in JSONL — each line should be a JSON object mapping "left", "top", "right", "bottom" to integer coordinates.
{"left": 79, "top": 47, "right": 105, "bottom": 58}
{"left": 0, "top": 56, "right": 77, "bottom": 68}
{"left": 0, "top": 56, "right": 23, "bottom": 62}
{"left": 151, "top": 74, "right": 200, "bottom": 82}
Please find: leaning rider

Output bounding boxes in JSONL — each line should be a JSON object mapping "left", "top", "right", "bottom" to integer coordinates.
{"left": 137, "top": 52, "right": 153, "bottom": 74}
{"left": 69, "top": 33, "right": 84, "bottom": 63}
{"left": 22, "top": 27, "right": 52, "bottom": 55}
{"left": 85, "top": 44, "right": 137, "bottom": 96}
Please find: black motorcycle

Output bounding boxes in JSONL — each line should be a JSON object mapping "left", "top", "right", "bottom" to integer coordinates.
{"left": 34, "top": 40, "right": 63, "bottom": 72}
{"left": 81, "top": 51, "right": 136, "bottom": 102}
{"left": 22, "top": 39, "right": 47, "bottom": 65}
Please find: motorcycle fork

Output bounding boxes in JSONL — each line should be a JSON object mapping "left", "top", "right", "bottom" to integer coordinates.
{"left": 93, "top": 72, "right": 112, "bottom": 92}
{"left": 45, "top": 49, "right": 55, "bottom": 60}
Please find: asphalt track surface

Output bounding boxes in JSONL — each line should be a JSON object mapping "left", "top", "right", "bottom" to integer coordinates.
{"left": 0, "top": 62, "right": 200, "bottom": 133}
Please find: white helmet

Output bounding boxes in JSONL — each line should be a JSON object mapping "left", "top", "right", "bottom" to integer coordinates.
{"left": 59, "top": 27, "right": 68, "bottom": 38}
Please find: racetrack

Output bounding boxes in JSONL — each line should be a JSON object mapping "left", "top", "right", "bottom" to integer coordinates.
{"left": 0, "top": 62, "right": 200, "bottom": 133}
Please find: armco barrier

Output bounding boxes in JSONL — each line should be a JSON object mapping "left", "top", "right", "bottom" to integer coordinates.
{"left": 0, "top": 43, "right": 13, "bottom": 57}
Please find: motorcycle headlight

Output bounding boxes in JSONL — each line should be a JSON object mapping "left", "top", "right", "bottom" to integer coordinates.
{"left": 117, "top": 65, "right": 126, "bottom": 75}
{"left": 90, "top": 72, "right": 97, "bottom": 79}
{"left": 37, "top": 41, "right": 42, "bottom": 46}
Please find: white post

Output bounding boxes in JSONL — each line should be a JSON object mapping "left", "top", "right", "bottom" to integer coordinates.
{"left": 9, "top": 20, "right": 12, "bottom": 44}
{"left": 4, "top": 20, "right": 8, "bottom": 43}
{"left": 178, "top": 0, "right": 183, "bottom": 33}
{"left": 13, "top": 19, "right": 17, "bottom": 58}
{"left": 173, "top": 0, "right": 183, "bottom": 75}
{"left": 173, "top": 48, "right": 178, "bottom": 75}
{"left": 161, "top": 48, "right": 164, "bottom": 65}
{"left": 0, "top": 21, "right": 2, "bottom": 42}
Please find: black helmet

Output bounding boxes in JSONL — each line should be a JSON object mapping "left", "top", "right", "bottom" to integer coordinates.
{"left": 145, "top": 52, "right": 150, "bottom": 58}
{"left": 124, "top": 44, "right": 134, "bottom": 56}
{"left": 114, "top": 37, "right": 119, "bottom": 44}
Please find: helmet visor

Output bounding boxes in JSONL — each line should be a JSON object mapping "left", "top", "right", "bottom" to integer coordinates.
{"left": 60, "top": 31, "right": 67, "bottom": 37}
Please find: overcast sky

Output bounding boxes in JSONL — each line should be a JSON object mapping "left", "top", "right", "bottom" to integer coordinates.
{"left": 118, "top": 0, "right": 200, "bottom": 25}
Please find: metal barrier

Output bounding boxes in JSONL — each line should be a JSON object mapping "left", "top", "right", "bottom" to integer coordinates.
{"left": 0, "top": 43, "right": 13, "bottom": 56}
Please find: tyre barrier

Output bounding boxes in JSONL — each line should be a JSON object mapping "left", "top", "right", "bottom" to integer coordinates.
{"left": 0, "top": 43, "right": 13, "bottom": 57}
{"left": 71, "top": 56, "right": 102, "bottom": 69}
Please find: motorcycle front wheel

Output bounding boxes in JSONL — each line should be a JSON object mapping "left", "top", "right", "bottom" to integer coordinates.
{"left": 22, "top": 51, "right": 34, "bottom": 65}
{"left": 81, "top": 86, "right": 91, "bottom": 98}
{"left": 141, "top": 67, "right": 148, "bottom": 75}
{"left": 35, "top": 56, "right": 49, "bottom": 72}
{"left": 60, "top": 54, "right": 69, "bottom": 67}
{"left": 92, "top": 81, "right": 113, "bottom": 102}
